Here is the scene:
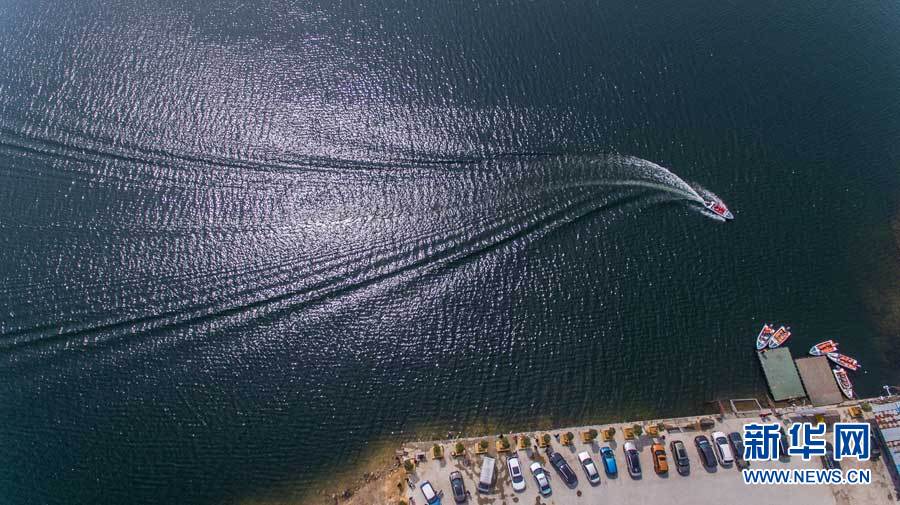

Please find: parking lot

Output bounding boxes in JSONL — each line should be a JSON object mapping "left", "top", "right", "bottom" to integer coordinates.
{"left": 405, "top": 416, "right": 895, "bottom": 505}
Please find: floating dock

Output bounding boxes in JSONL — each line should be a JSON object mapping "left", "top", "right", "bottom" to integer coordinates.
{"left": 795, "top": 356, "right": 843, "bottom": 406}
{"left": 757, "top": 348, "right": 806, "bottom": 401}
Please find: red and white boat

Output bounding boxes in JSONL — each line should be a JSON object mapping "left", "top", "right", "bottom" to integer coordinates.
{"left": 767, "top": 326, "right": 791, "bottom": 349}
{"left": 703, "top": 199, "right": 734, "bottom": 220}
{"left": 827, "top": 352, "right": 861, "bottom": 371}
{"left": 755, "top": 324, "right": 775, "bottom": 350}
{"left": 809, "top": 340, "right": 838, "bottom": 356}
{"left": 833, "top": 367, "right": 854, "bottom": 399}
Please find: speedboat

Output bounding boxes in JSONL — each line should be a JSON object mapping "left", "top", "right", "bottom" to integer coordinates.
{"left": 703, "top": 199, "right": 734, "bottom": 220}
{"left": 767, "top": 326, "right": 791, "bottom": 349}
{"left": 755, "top": 324, "right": 775, "bottom": 350}
{"left": 827, "top": 352, "right": 860, "bottom": 371}
{"left": 833, "top": 367, "right": 854, "bottom": 399}
{"left": 809, "top": 340, "right": 838, "bottom": 356}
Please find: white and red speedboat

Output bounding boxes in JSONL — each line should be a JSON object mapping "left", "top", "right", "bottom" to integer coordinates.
{"left": 703, "top": 199, "right": 734, "bottom": 220}
{"left": 809, "top": 340, "right": 838, "bottom": 356}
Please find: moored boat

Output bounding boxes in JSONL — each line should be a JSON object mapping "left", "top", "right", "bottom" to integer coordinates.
{"left": 833, "top": 367, "right": 854, "bottom": 399}
{"left": 767, "top": 326, "right": 791, "bottom": 349}
{"left": 809, "top": 340, "right": 838, "bottom": 356}
{"left": 755, "top": 324, "right": 775, "bottom": 350}
{"left": 827, "top": 352, "right": 860, "bottom": 371}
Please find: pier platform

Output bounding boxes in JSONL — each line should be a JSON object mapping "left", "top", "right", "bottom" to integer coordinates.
{"left": 757, "top": 347, "right": 806, "bottom": 401}
{"left": 795, "top": 356, "right": 843, "bottom": 406}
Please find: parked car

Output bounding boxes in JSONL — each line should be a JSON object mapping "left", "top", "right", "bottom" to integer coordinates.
{"left": 694, "top": 435, "right": 718, "bottom": 469}
{"left": 577, "top": 451, "right": 601, "bottom": 485}
{"left": 651, "top": 443, "right": 669, "bottom": 474}
{"left": 420, "top": 480, "right": 440, "bottom": 505}
{"left": 623, "top": 441, "right": 642, "bottom": 479}
{"left": 728, "top": 432, "right": 748, "bottom": 469}
{"left": 778, "top": 425, "right": 790, "bottom": 458}
{"left": 869, "top": 424, "right": 882, "bottom": 461}
{"left": 549, "top": 451, "right": 579, "bottom": 486}
{"left": 530, "top": 462, "right": 552, "bottom": 496}
{"left": 599, "top": 446, "right": 618, "bottom": 476}
{"left": 712, "top": 431, "right": 734, "bottom": 466}
{"left": 477, "top": 456, "right": 496, "bottom": 494}
{"left": 821, "top": 442, "right": 841, "bottom": 470}
{"left": 670, "top": 440, "right": 690, "bottom": 475}
{"left": 449, "top": 471, "right": 467, "bottom": 503}
{"left": 507, "top": 455, "right": 526, "bottom": 492}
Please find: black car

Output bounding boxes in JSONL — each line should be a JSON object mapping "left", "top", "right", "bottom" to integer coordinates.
{"left": 728, "top": 432, "right": 748, "bottom": 469}
{"left": 694, "top": 435, "right": 718, "bottom": 469}
{"left": 623, "top": 442, "right": 642, "bottom": 479}
{"left": 670, "top": 440, "right": 690, "bottom": 475}
{"left": 548, "top": 451, "right": 579, "bottom": 486}
{"left": 449, "top": 471, "right": 467, "bottom": 503}
{"left": 821, "top": 442, "right": 841, "bottom": 471}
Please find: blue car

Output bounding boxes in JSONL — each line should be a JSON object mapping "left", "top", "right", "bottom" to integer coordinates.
{"left": 600, "top": 446, "right": 618, "bottom": 476}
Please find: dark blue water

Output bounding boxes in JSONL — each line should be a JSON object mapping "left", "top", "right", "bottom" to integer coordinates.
{"left": 1, "top": 1, "right": 899, "bottom": 503}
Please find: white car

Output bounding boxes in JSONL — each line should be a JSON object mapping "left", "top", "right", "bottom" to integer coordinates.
{"left": 419, "top": 480, "right": 440, "bottom": 505}
{"left": 712, "top": 431, "right": 734, "bottom": 466}
{"left": 577, "top": 451, "right": 601, "bottom": 485}
{"left": 530, "top": 462, "right": 552, "bottom": 496}
{"left": 507, "top": 455, "right": 526, "bottom": 492}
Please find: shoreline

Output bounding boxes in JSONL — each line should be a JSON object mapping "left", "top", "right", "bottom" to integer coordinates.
{"left": 328, "top": 395, "right": 897, "bottom": 505}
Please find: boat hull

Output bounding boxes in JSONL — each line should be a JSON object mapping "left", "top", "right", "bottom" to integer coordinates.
{"left": 809, "top": 340, "right": 838, "bottom": 356}
{"left": 755, "top": 324, "right": 775, "bottom": 350}
{"left": 767, "top": 326, "right": 791, "bottom": 349}
{"left": 833, "top": 367, "right": 854, "bottom": 399}
{"left": 827, "top": 352, "right": 860, "bottom": 371}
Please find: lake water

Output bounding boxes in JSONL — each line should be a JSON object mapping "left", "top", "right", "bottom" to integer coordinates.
{"left": 1, "top": 1, "right": 899, "bottom": 503}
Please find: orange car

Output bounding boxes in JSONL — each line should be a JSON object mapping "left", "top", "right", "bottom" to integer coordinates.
{"left": 651, "top": 443, "right": 669, "bottom": 474}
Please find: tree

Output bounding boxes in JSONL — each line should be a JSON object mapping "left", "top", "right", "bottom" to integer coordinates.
{"left": 403, "top": 459, "right": 414, "bottom": 473}
{"left": 521, "top": 436, "right": 532, "bottom": 448}
{"left": 542, "top": 433, "right": 551, "bottom": 445}
{"left": 454, "top": 442, "right": 465, "bottom": 455}
{"left": 632, "top": 424, "right": 643, "bottom": 437}
{"left": 498, "top": 436, "right": 510, "bottom": 450}
{"left": 478, "top": 440, "right": 489, "bottom": 451}
{"left": 588, "top": 429, "right": 598, "bottom": 440}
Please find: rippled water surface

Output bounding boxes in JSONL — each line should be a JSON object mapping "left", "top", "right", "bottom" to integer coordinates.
{"left": 2, "top": 1, "right": 899, "bottom": 503}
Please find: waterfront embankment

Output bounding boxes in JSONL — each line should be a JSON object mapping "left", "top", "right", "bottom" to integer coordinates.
{"left": 333, "top": 396, "right": 899, "bottom": 505}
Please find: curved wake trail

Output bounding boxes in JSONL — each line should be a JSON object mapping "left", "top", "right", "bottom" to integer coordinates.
{"left": 0, "top": 152, "right": 711, "bottom": 360}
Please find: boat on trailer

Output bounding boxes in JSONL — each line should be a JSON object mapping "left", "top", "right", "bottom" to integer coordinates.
{"left": 833, "top": 367, "right": 854, "bottom": 399}
{"left": 827, "top": 352, "right": 861, "bottom": 371}
{"left": 767, "top": 326, "right": 791, "bottom": 349}
{"left": 809, "top": 340, "right": 838, "bottom": 356}
{"left": 755, "top": 324, "right": 775, "bottom": 350}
